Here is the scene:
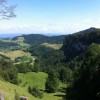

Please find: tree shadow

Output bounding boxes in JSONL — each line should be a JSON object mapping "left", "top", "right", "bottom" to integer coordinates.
{"left": 54, "top": 94, "right": 66, "bottom": 100}
{"left": 54, "top": 87, "right": 66, "bottom": 100}
{"left": 58, "top": 87, "right": 66, "bottom": 93}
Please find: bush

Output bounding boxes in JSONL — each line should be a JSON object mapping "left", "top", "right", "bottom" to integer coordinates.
{"left": 28, "top": 86, "right": 43, "bottom": 99}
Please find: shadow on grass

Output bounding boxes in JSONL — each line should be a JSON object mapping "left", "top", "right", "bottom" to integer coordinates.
{"left": 54, "top": 94, "right": 66, "bottom": 100}
{"left": 58, "top": 87, "right": 66, "bottom": 93}
{"left": 53, "top": 87, "right": 66, "bottom": 100}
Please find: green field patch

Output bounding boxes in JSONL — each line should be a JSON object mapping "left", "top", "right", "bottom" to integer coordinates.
{"left": 18, "top": 72, "right": 48, "bottom": 90}
{"left": 42, "top": 43, "right": 62, "bottom": 50}
{"left": 18, "top": 72, "right": 66, "bottom": 100}
{"left": 0, "top": 80, "right": 39, "bottom": 100}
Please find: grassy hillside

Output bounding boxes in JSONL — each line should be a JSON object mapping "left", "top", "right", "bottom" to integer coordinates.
{"left": 0, "top": 72, "right": 64, "bottom": 100}
{"left": 0, "top": 40, "right": 19, "bottom": 52}
{"left": 11, "top": 37, "right": 30, "bottom": 50}
{"left": 18, "top": 72, "right": 47, "bottom": 90}
{"left": 42, "top": 43, "right": 62, "bottom": 50}
{"left": 18, "top": 72, "right": 66, "bottom": 100}
{"left": 5, "top": 50, "right": 31, "bottom": 61}
{"left": 0, "top": 50, "right": 35, "bottom": 61}
{"left": 0, "top": 80, "right": 39, "bottom": 100}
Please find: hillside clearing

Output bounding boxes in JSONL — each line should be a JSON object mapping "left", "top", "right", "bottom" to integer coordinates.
{"left": 0, "top": 50, "right": 35, "bottom": 62}
{"left": 18, "top": 72, "right": 48, "bottom": 90}
{"left": 18, "top": 72, "right": 66, "bottom": 100}
{"left": 0, "top": 80, "right": 39, "bottom": 100}
{"left": 42, "top": 43, "right": 62, "bottom": 50}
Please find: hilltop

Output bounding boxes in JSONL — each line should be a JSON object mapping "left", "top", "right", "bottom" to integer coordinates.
{"left": 62, "top": 27, "right": 100, "bottom": 60}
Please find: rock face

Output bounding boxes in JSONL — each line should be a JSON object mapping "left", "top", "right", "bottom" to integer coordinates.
{"left": 62, "top": 28, "right": 100, "bottom": 61}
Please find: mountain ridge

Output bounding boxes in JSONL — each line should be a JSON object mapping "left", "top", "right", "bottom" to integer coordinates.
{"left": 62, "top": 27, "right": 100, "bottom": 60}
{"left": 12, "top": 34, "right": 66, "bottom": 45}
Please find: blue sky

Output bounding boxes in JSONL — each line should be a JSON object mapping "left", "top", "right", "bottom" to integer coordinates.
{"left": 0, "top": 0, "right": 100, "bottom": 34}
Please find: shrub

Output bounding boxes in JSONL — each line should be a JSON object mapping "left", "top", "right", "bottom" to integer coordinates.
{"left": 28, "top": 86, "right": 43, "bottom": 99}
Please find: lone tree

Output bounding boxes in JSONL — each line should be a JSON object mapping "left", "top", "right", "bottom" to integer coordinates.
{"left": 0, "top": 0, "right": 16, "bottom": 19}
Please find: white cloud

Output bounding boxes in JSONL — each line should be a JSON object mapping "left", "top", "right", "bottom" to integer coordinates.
{"left": 0, "top": 18, "right": 100, "bottom": 34}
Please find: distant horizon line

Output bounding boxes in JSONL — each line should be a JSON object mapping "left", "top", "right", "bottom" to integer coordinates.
{"left": 0, "top": 27, "right": 98, "bottom": 36}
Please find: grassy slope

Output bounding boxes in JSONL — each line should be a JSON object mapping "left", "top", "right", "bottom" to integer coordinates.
{"left": 0, "top": 80, "right": 39, "bottom": 100}
{"left": 18, "top": 72, "right": 47, "bottom": 90}
{"left": 18, "top": 72, "right": 66, "bottom": 100}
{"left": 42, "top": 43, "right": 62, "bottom": 50}
{"left": 0, "top": 50, "right": 35, "bottom": 61}
{"left": 5, "top": 50, "right": 31, "bottom": 61}
{"left": 0, "top": 72, "right": 65, "bottom": 100}
{"left": 0, "top": 39, "right": 35, "bottom": 62}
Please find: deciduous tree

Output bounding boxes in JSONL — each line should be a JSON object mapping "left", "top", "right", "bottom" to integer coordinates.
{"left": 0, "top": 0, "right": 16, "bottom": 19}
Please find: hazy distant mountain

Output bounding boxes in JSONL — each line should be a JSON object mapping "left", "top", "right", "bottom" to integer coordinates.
{"left": 0, "top": 33, "right": 22, "bottom": 39}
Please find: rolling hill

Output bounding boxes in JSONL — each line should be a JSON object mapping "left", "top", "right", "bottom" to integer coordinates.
{"left": 12, "top": 34, "right": 65, "bottom": 45}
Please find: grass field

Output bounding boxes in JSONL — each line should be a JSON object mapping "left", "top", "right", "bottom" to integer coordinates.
{"left": 5, "top": 50, "right": 32, "bottom": 61}
{"left": 0, "top": 50, "right": 35, "bottom": 62}
{"left": 18, "top": 72, "right": 48, "bottom": 90}
{"left": 0, "top": 72, "right": 66, "bottom": 100}
{"left": 18, "top": 72, "right": 66, "bottom": 100}
{"left": 42, "top": 43, "right": 62, "bottom": 50}
{"left": 0, "top": 80, "right": 40, "bottom": 100}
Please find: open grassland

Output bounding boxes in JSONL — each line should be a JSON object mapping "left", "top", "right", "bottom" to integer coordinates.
{"left": 42, "top": 43, "right": 62, "bottom": 50}
{"left": 0, "top": 50, "right": 35, "bottom": 61}
{"left": 5, "top": 50, "right": 31, "bottom": 61}
{"left": 0, "top": 72, "right": 65, "bottom": 100}
{"left": 18, "top": 72, "right": 66, "bottom": 100}
{"left": 18, "top": 72, "right": 48, "bottom": 90}
{"left": 0, "top": 80, "right": 40, "bottom": 100}
{"left": 18, "top": 42, "right": 30, "bottom": 47}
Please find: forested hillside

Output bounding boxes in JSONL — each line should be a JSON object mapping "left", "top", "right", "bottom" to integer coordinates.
{"left": 32, "top": 28, "right": 100, "bottom": 100}
{"left": 12, "top": 34, "right": 65, "bottom": 45}
{"left": 66, "top": 43, "right": 100, "bottom": 100}
{"left": 62, "top": 27, "right": 100, "bottom": 60}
